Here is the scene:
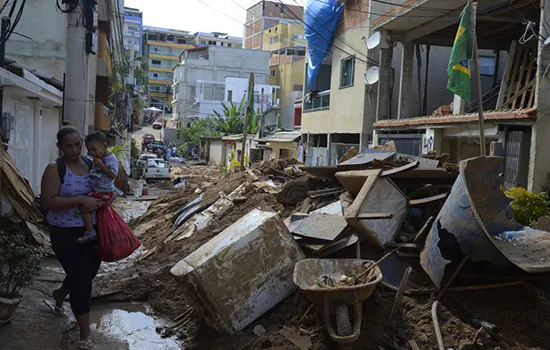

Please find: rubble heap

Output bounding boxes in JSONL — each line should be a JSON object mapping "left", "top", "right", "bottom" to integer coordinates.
{"left": 112, "top": 152, "right": 550, "bottom": 350}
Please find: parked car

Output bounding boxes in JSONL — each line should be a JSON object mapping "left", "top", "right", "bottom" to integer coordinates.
{"left": 152, "top": 119, "right": 163, "bottom": 129}
{"left": 136, "top": 153, "right": 157, "bottom": 167}
{"left": 147, "top": 140, "right": 167, "bottom": 153}
{"left": 144, "top": 158, "right": 171, "bottom": 182}
{"left": 141, "top": 134, "right": 155, "bottom": 146}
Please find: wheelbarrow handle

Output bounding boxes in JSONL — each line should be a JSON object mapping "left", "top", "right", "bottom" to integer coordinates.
{"left": 323, "top": 294, "right": 362, "bottom": 344}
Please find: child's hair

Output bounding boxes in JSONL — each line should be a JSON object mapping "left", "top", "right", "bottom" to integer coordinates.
{"left": 85, "top": 131, "right": 108, "bottom": 144}
{"left": 56, "top": 125, "right": 80, "bottom": 144}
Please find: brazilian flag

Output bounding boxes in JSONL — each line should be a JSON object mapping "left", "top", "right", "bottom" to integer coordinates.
{"left": 447, "top": 3, "right": 473, "bottom": 104}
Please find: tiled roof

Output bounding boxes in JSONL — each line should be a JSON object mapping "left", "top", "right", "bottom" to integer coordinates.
{"left": 374, "top": 108, "right": 537, "bottom": 129}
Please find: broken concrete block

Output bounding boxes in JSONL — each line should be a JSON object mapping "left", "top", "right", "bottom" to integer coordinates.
{"left": 170, "top": 209, "right": 305, "bottom": 334}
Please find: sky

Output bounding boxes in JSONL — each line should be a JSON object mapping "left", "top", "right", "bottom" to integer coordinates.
{"left": 124, "top": 0, "right": 303, "bottom": 37}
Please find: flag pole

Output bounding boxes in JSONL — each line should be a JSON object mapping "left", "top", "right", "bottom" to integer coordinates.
{"left": 471, "top": 0, "right": 486, "bottom": 156}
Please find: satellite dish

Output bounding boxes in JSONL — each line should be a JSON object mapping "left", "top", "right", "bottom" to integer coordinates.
{"left": 364, "top": 67, "right": 380, "bottom": 85}
{"left": 366, "top": 32, "right": 381, "bottom": 50}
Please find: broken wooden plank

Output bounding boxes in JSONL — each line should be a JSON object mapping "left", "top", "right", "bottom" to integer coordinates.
{"left": 408, "top": 193, "right": 448, "bottom": 206}
{"left": 356, "top": 213, "right": 393, "bottom": 220}
{"left": 246, "top": 169, "right": 259, "bottom": 181}
{"left": 386, "top": 243, "right": 420, "bottom": 249}
{"left": 380, "top": 160, "right": 420, "bottom": 177}
{"left": 280, "top": 326, "right": 312, "bottom": 350}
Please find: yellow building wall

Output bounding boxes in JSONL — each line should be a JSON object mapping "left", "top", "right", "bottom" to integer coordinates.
{"left": 263, "top": 23, "right": 306, "bottom": 52}
{"left": 272, "top": 59, "right": 305, "bottom": 111}
{"left": 269, "top": 141, "right": 298, "bottom": 159}
{"left": 301, "top": 27, "right": 370, "bottom": 135}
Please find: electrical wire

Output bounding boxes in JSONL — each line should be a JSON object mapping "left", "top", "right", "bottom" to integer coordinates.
{"left": 277, "top": 0, "right": 377, "bottom": 66}
{"left": 3, "top": 0, "right": 25, "bottom": 43}
{"left": 195, "top": 0, "right": 244, "bottom": 25}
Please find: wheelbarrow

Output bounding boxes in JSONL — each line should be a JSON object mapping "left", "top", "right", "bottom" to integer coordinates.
{"left": 293, "top": 259, "right": 383, "bottom": 346}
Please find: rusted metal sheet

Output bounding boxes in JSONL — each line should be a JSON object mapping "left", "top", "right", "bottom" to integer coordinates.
{"left": 170, "top": 209, "right": 305, "bottom": 334}
{"left": 292, "top": 213, "right": 348, "bottom": 241}
{"left": 420, "top": 156, "right": 550, "bottom": 288}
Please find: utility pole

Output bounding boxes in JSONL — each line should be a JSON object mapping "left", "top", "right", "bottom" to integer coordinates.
{"left": 259, "top": 87, "right": 264, "bottom": 138}
{"left": 64, "top": 0, "right": 96, "bottom": 136}
{"left": 241, "top": 72, "right": 254, "bottom": 170}
{"left": 470, "top": 1, "right": 486, "bottom": 156}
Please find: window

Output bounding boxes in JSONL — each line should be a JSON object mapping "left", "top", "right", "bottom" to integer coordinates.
{"left": 479, "top": 56, "right": 496, "bottom": 76}
{"left": 227, "top": 90, "right": 233, "bottom": 101}
{"left": 271, "top": 70, "right": 276, "bottom": 77}
{"left": 228, "top": 43, "right": 232, "bottom": 48}
{"left": 128, "top": 25, "right": 138, "bottom": 32}
{"left": 152, "top": 59, "right": 161, "bottom": 65}
{"left": 153, "top": 73, "right": 158, "bottom": 78}
{"left": 153, "top": 47, "right": 159, "bottom": 52}
{"left": 340, "top": 56, "right": 355, "bottom": 88}
{"left": 292, "top": 34, "right": 298, "bottom": 41}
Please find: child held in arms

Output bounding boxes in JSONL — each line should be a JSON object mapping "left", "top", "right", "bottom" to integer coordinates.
{"left": 77, "top": 131, "right": 119, "bottom": 244}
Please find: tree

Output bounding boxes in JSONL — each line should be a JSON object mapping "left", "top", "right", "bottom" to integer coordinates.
{"left": 208, "top": 96, "right": 259, "bottom": 135}
{"left": 177, "top": 118, "right": 221, "bottom": 148}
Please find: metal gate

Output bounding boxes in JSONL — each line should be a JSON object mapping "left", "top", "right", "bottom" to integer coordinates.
{"left": 504, "top": 130, "right": 530, "bottom": 189}
{"left": 378, "top": 134, "right": 423, "bottom": 156}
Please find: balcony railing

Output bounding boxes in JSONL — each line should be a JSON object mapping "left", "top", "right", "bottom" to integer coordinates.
{"left": 150, "top": 51, "right": 179, "bottom": 57}
{"left": 150, "top": 64, "right": 174, "bottom": 69}
{"left": 303, "top": 90, "right": 330, "bottom": 112}
{"left": 148, "top": 76, "right": 172, "bottom": 82}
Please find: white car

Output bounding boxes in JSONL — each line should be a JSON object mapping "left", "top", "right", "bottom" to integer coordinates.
{"left": 144, "top": 158, "right": 171, "bottom": 182}
{"left": 136, "top": 153, "right": 157, "bottom": 167}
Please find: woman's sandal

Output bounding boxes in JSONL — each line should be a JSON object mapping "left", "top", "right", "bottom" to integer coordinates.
{"left": 76, "top": 339, "right": 93, "bottom": 350}
{"left": 42, "top": 298, "right": 67, "bottom": 317}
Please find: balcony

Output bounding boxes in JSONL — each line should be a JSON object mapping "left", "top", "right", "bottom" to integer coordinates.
{"left": 149, "top": 64, "right": 174, "bottom": 73}
{"left": 148, "top": 76, "right": 172, "bottom": 83}
{"left": 303, "top": 90, "right": 330, "bottom": 112}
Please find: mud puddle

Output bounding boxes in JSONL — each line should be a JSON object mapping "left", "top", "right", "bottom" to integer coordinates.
{"left": 89, "top": 302, "right": 181, "bottom": 349}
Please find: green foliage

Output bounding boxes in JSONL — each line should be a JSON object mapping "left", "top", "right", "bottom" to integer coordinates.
{"left": 0, "top": 233, "right": 43, "bottom": 298}
{"left": 177, "top": 118, "right": 221, "bottom": 149}
{"left": 208, "top": 97, "right": 259, "bottom": 135}
{"left": 130, "top": 139, "right": 139, "bottom": 160}
{"left": 504, "top": 187, "right": 550, "bottom": 226}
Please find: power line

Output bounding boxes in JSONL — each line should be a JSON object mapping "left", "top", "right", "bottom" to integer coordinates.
{"left": 195, "top": 0, "right": 244, "bottom": 25}
{"left": 278, "top": 0, "right": 377, "bottom": 66}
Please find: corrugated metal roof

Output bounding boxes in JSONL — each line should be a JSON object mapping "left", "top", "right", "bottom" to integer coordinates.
{"left": 258, "top": 131, "right": 301, "bottom": 143}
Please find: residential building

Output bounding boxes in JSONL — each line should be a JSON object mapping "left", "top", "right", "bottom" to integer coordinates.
{"left": 263, "top": 22, "right": 306, "bottom": 129}
{"left": 124, "top": 7, "right": 143, "bottom": 56}
{"left": 172, "top": 46, "right": 278, "bottom": 127}
{"left": 143, "top": 26, "right": 195, "bottom": 111}
{"left": 2, "top": 0, "right": 125, "bottom": 192}
{"left": 369, "top": 0, "right": 550, "bottom": 192}
{"left": 192, "top": 32, "right": 242, "bottom": 48}
{"left": 244, "top": 0, "right": 304, "bottom": 50}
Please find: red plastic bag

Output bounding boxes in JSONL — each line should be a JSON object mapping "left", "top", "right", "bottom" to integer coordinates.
{"left": 96, "top": 203, "right": 141, "bottom": 262}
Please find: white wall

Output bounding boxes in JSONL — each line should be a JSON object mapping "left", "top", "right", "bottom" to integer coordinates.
{"left": 5, "top": 90, "right": 61, "bottom": 193}
{"left": 209, "top": 140, "right": 224, "bottom": 165}
{"left": 6, "top": 0, "right": 67, "bottom": 81}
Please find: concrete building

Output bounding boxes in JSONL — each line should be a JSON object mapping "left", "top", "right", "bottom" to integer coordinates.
{"left": 143, "top": 26, "right": 195, "bottom": 111}
{"left": 172, "top": 46, "right": 278, "bottom": 126}
{"left": 244, "top": 1, "right": 304, "bottom": 50}
{"left": 193, "top": 32, "right": 242, "bottom": 48}
{"left": 5, "top": 0, "right": 125, "bottom": 135}
{"left": 124, "top": 7, "right": 143, "bottom": 56}
{"left": 1, "top": 65, "right": 63, "bottom": 194}
{"left": 263, "top": 22, "right": 306, "bottom": 129}
{"left": 369, "top": 0, "right": 549, "bottom": 192}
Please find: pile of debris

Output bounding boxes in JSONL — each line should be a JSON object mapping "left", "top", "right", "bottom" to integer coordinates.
{"left": 118, "top": 150, "right": 550, "bottom": 349}
{"left": 0, "top": 146, "right": 50, "bottom": 251}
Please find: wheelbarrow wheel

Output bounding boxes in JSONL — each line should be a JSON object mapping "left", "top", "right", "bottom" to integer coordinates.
{"left": 335, "top": 304, "right": 352, "bottom": 336}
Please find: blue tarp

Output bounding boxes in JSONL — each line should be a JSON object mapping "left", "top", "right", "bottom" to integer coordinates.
{"left": 305, "top": 0, "right": 344, "bottom": 91}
